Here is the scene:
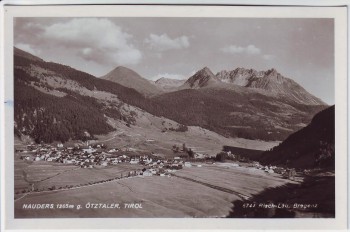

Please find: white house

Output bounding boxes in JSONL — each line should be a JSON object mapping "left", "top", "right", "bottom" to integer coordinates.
{"left": 143, "top": 170, "right": 152, "bottom": 176}
{"left": 184, "top": 162, "right": 192, "bottom": 167}
{"left": 82, "top": 148, "right": 96, "bottom": 154}
{"left": 101, "top": 161, "right": 108, "bottom": 167}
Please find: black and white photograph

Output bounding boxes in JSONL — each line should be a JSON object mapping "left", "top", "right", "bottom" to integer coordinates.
{"left": 1, "top": 3, "right": 348, "bottom": 231}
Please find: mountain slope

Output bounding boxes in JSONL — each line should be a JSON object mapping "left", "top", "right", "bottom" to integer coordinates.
{"left": 215, "top": 68, "right": 324, "bottom": 105}
{"left": 14, "top": 47, "right": 327, "bottom": 143}
{"left": 15, "top": 76, "right": 114, "bottom": 143}
{"left": 101, "top": 66, "right": 162, "bottom": 96}
{"left": 179, "top": 67, "right": 219, "bottom": 89}
{"left": 259, "top": 105, "right": 335, "bottom": 168}
{"left": 153, "top": 87, "right": 326, "bottom": 141}
{"left": 154, "top": 77, "right": 186, "bottom": 92}
{"left": 14, "top": 47, "right": 43, "bottom": 62}
{"left": 15, "top": 48, "right": 272, "bottom": 154}
{"left": 14, "top": 48, "right": 166, "bottom": 143}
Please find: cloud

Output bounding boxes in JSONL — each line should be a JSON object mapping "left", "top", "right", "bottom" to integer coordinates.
{"left": 14, "top": 20, "right": 45, "bottom": 46}
{"left": 145, "top": 33, "right": 190, "bottom": 52}
{"left": 221, "top": 44, "right": 261, "bottom": 55}
{"left": 42, "top": 18, "right": 142, "bottom": 65}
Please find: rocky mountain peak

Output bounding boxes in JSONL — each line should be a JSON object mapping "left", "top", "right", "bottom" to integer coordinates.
{"left": 234, "top": 67, "right": 255, "bottom": 74}
{"left": 183, "top": 67, "right": 218, "bottom": 89}
{"left": 266, "top": 68, "right": 278, "bottom": 75}
{"left": 265, "top": 68, "right": 281, "bottom": 77}
{"left": 213, "top": 67, "right": 324, "bottom": 105}
{"left": 196, "top": 66, "right": 215, "bottom": 77}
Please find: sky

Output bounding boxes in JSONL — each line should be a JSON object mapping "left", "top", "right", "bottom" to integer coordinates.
{"left": 14, "top": 17, "right": 334, "bottom": 104}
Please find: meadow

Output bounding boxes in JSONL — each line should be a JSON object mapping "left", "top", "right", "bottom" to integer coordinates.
{"left": 14, "top": 164, "right": 292, "bottom": 218}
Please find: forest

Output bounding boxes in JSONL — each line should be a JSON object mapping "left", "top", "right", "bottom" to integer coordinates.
{"left": 259, "top": 105, "right": 335, "bottom": 169}
{"left": 14, "top": 69, "right": 113, "bottom": 143}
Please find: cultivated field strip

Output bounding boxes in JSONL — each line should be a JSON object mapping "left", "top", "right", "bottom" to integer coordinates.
{"left": 173, "top": 174, "right": 250, "bottom": 200}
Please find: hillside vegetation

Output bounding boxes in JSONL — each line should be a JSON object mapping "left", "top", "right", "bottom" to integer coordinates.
{"left": 259, "top": 105, "right": 335, "bottom": 169}
{"left": 153, "top": 88, "right": 325, "bottom": 141}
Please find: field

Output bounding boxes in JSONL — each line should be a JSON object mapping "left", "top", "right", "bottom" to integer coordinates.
{"left": 34, "top": 163, "right": 144, "bottom": 191}
{"left": 174, "top": 163, "right": 291, "bottom": 197}
{"left": 14, "top": 163, "right": 293, "bottom": 218}
{"left": 15, "top": 153, "right": 143, "bottom": 195}
{"left": 13, "top": 115, "right": 291, "bottom": 218}
{"left": 15, "top": 157, "right": 77, "bottom": 195}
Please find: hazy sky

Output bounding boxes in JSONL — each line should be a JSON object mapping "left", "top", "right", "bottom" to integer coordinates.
{"left": 14, "top": 17, "right": 334, "bottom": 104}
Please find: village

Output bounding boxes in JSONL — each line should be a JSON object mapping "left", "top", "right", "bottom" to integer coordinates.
{"left": 16, "top": 142, "right": 295, "bottom": 179}
{"left": 16, "top": 142, "right": 205, "bottom": 177}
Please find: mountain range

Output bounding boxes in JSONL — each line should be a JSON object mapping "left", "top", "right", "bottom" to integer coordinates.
{"left": 13, "top": 47, "right": 327, "bottom": 144}
{"left": 215, "top": 68, "right": 324, "bottom": 105}
{"left": 101, "top": 63, "right": 324, "bottom": 107}
{"left": 178, "top": 67, "right": 324, "bottom": 106}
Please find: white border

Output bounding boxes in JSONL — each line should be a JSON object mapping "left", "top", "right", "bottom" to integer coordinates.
{"left": 1, "top": 0, "right": 350, "bottom": 6}
{"left": 1, "top": 4, "right": 348, "bottom": 231}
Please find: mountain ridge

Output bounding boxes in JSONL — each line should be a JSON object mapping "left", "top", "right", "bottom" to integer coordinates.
{"left": 173, "top": 66, "right": 325, "bottom": 106}
{"left": 179, "top": 67, "right": 219, "bottom": 89}
{"left": 215, "top": 67, "right": 325, "bottom": 105}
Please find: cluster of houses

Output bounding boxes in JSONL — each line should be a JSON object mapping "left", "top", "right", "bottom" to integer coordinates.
{"left": 18, "top": 144, "right": 147, "bottom": 168}
{"left": 249, "top": 161, "right": 294, "bottom": 178}
{"left": 17, "top": 144, "right": 196, "bottom": 176}
{"left": 17, "top": 143, "right": 298, "bottom": 181}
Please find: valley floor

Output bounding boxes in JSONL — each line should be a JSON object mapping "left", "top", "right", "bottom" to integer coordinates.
{"left": 14, "top": 125, "right": 333, "bottom": 218}
{"left": 15, "top": 161, "right": 296, "bottom": 218}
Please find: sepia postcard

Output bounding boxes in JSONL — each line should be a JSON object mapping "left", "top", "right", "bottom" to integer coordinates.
{"left": 1, "top": 3, "right": 348, "bottom": 231}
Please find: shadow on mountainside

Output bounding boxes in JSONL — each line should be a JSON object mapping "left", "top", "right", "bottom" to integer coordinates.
{"left": 227, "top": 175, "right": 335, "bottom": 218}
